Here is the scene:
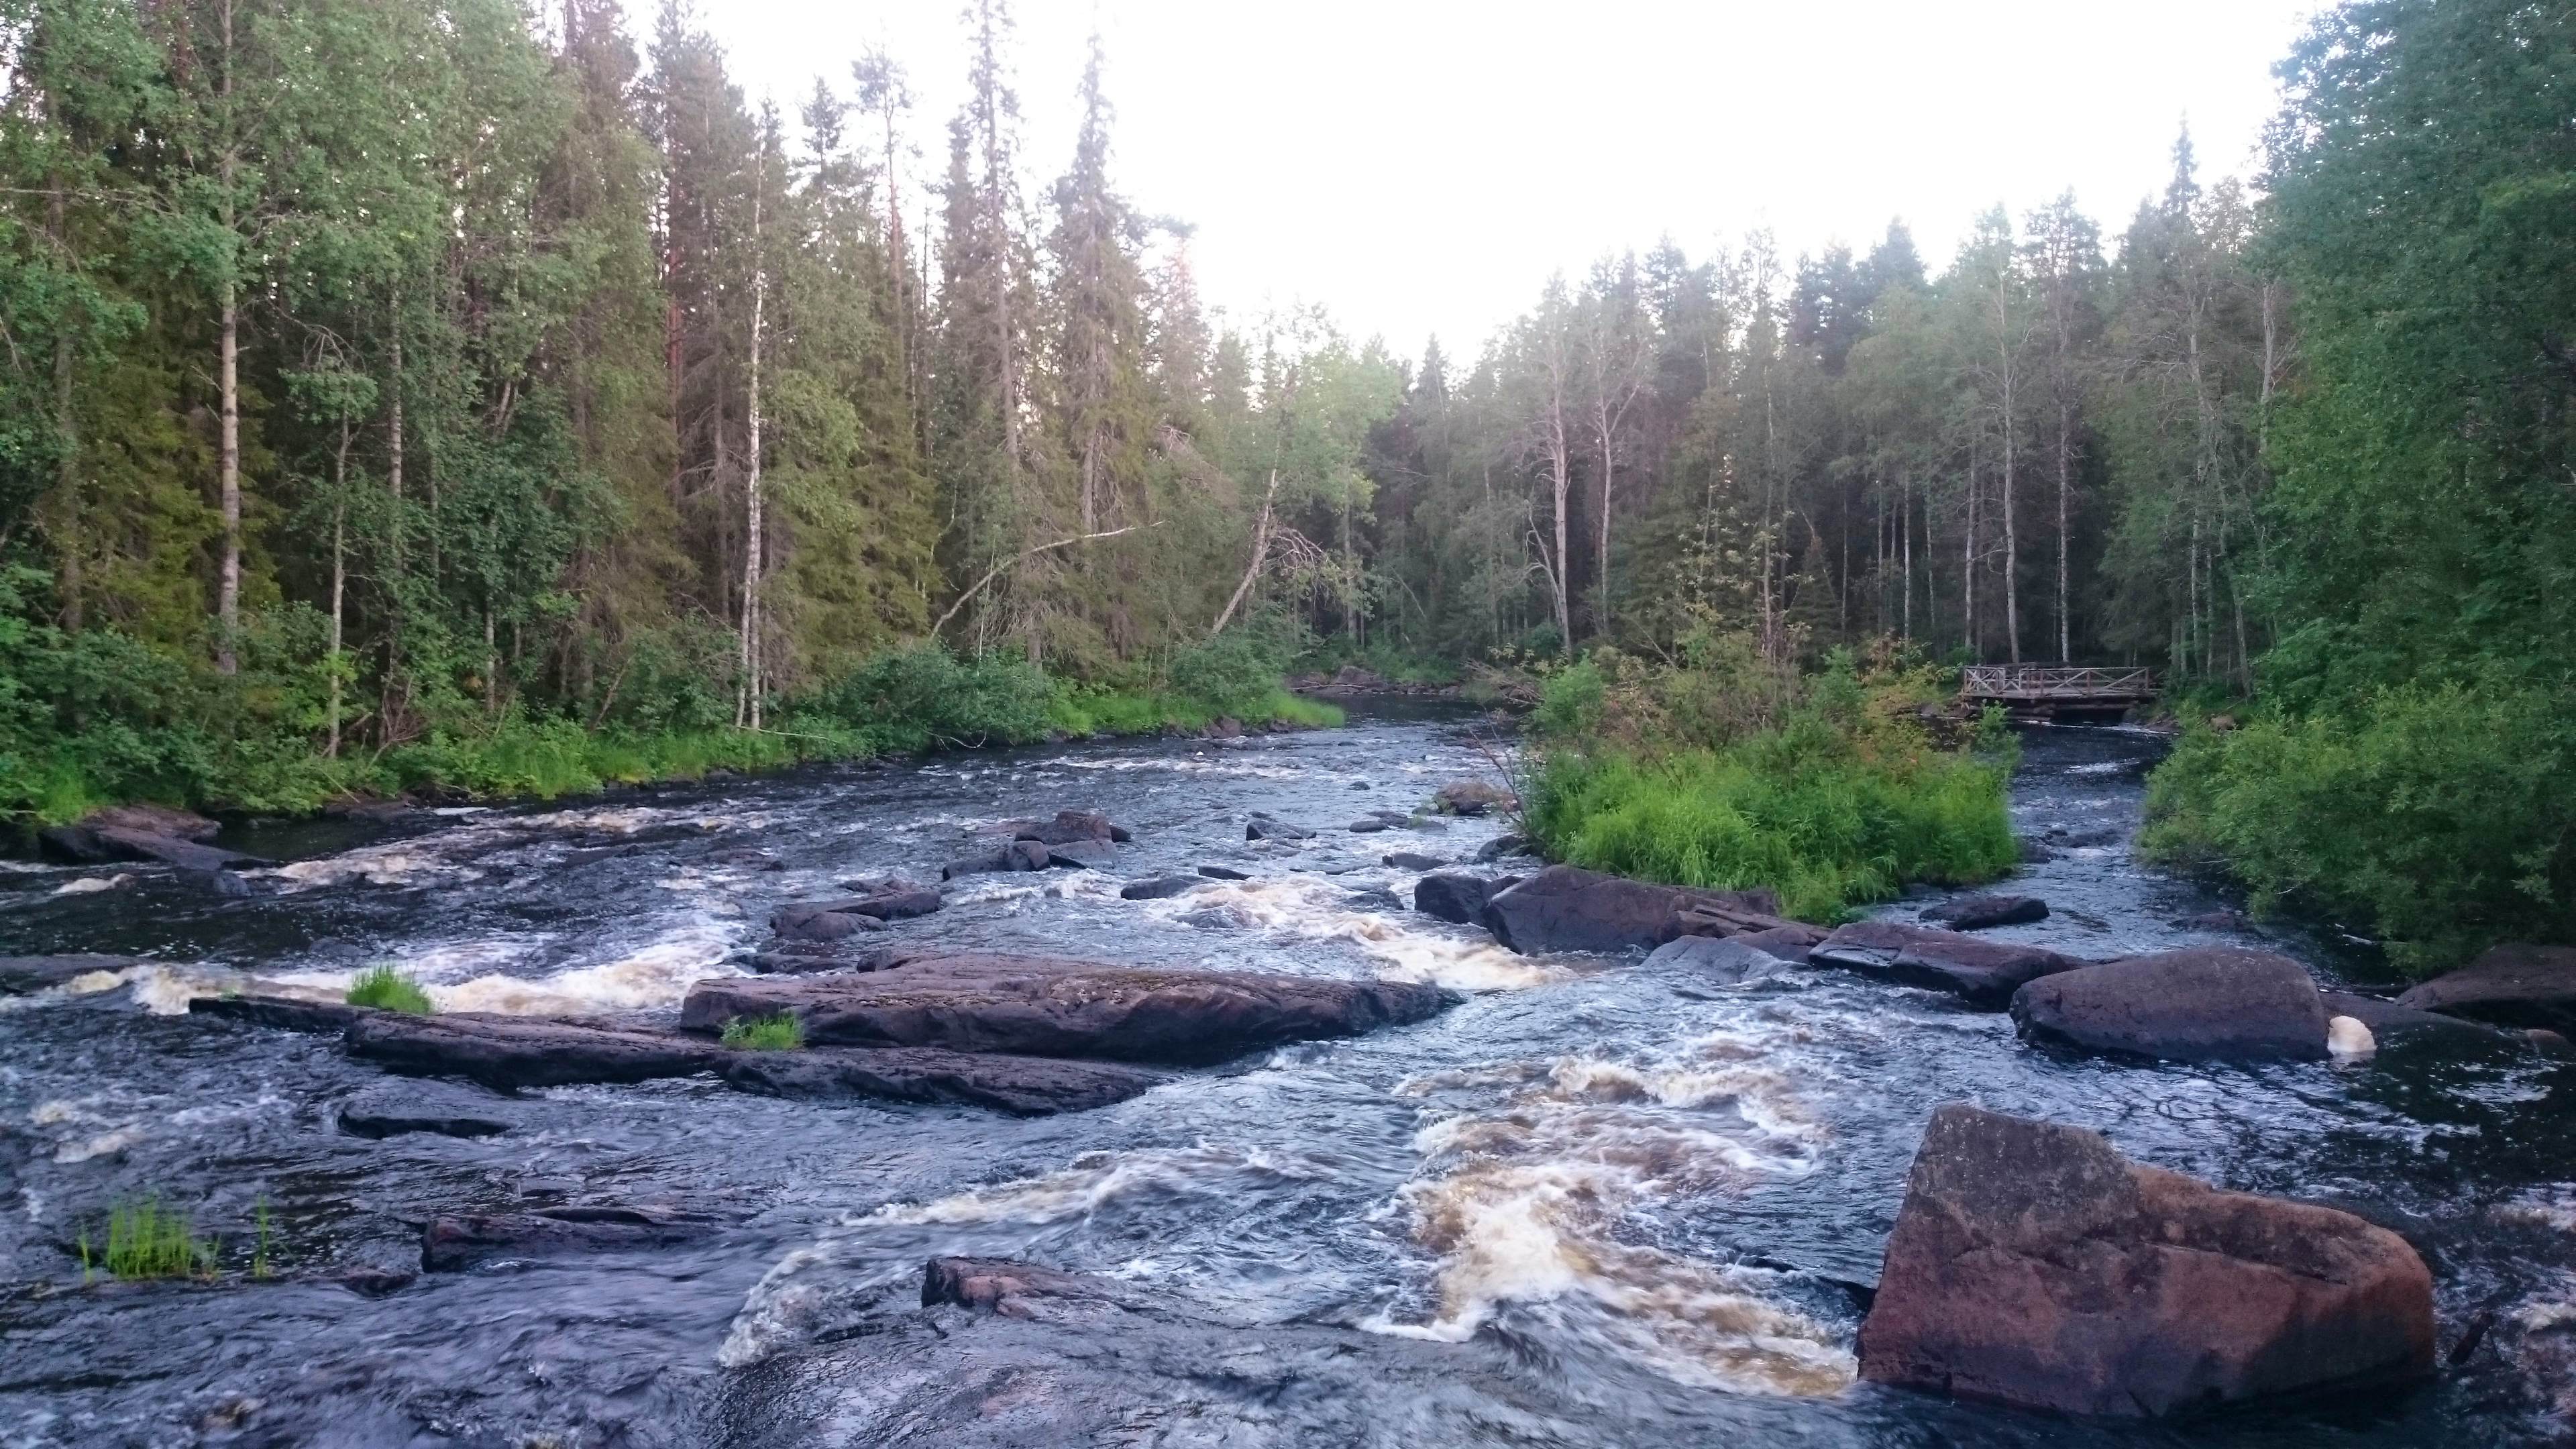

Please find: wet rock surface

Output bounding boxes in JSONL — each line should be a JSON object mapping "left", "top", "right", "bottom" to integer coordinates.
{"left": 0, "top": 953, "right": 140, "bottom": 995}
{"left": 339, "top": 1081, "right": 518, "bottom": 1140}
{"left": 421, "top": 1205, "right": 718, "bottom": 1272}
{"left": 2396, "top": 944, "right": 2576, "bottom": 1033}
{"left": 717, "top": 1046, "right": 1163, "bottom": 1115}
{"left": 1810, "top": 920, "right": 2082, "bottom": 1008}
{"left": 1481, "top": 864, "right": 1786, "bottom": 954}
{"left": 189, "top": 992, "right": 374, "bottom": 1034}
{"left": 1921, "top": 892, "right": 2049, "bottom": 930}
{"left": 680, "top": 951, "right": 1457, "bottom": 1065}
{"left": 1859, "top": 1104, "right": 2435, "bottom": 1416}
{"left": 346, "top": 1012, "right": 720, "bottom": 1089}
{"left": 1643, "top": 934, "right": 1799, "bottom": 985}
{"left": 1413, "top": 871, "right": 1505, "bottom": 924}
{"left": 2010, "top": 948, "right": 2331, "bottom": 1061}
{"left": 1118, "top": 875, "right": 1201, "bottom": 901}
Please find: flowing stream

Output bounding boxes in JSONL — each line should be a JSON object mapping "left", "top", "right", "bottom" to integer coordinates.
{"left": 2, "top": 710, "right": 2572, "bottom": 1447}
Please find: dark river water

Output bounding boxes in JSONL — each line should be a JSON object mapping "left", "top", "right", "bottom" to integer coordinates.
{"left": 1, "top": 711, "right": 2571, "bottom": 1447}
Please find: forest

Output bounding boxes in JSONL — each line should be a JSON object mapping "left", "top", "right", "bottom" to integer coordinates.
{"left": 0, "top": 0, "right": 2565, "bottom": 965}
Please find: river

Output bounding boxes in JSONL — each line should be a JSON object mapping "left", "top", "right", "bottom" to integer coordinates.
{"left": 1, "top": 710, "right": 2570, "bottom": 1446}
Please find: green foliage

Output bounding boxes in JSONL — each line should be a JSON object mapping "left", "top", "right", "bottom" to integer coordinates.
{"left": 720, "top": 1012, "right": 804, "bottom": 1051}
{"left": 2145, "top": 678, "right": 2576, "bottom": 973}
{"left": 1168, "top": 629, "right": 1295, "bottom": 720}
{"left": 1524, "top": 647, "right": 2015, "bottom": 920}
{"left": 345, "top": 966, "right": 434, "bottom": 1015}
{"left": 97, "top": 1197, "right": 217, "bottom": 1281}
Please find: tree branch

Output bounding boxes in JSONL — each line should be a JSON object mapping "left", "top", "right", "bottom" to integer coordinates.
{"left": 932, "top": 523, "right": 1157, "bottom": 636}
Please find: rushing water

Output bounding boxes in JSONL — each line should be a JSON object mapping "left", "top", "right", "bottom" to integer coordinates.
{"left": 1, "top": 712, "right": 2572, "bottom": 1447}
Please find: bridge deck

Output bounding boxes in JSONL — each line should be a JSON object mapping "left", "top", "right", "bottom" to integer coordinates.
{"left": 1960, "top": 665, "right": 2154, "bottom": 713}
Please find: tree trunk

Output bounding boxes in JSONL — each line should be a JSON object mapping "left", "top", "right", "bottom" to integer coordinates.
{"left": 216, "top": 274, "right": 241, "bottom": 675}
{"left": 1213, "top": 471, "right": 1279, "bottom": 637}
{"left": 738, "top": 166, "right": 767, "bottom": 731}
{"left": 1996, "top": 286, "right": 2021, "bottom": 665}
{"left": 50, "top": 167, "right": 79, "bottom": 631}
{"left": 328, "top": 419, "right": 350, "bottom": 757}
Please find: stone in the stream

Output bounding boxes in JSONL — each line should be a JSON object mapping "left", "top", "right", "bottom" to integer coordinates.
{"left": 1348, "top": 818, "right": 1389, "bottom": 833}
{"left": 1434, "top": 780, "right": 1515, "bottom": 816}
{"left": 1246, "top": 814, "right": 1315, "bottom": 842}
{"left": 2327, "top": 1015, "right": 2376, "bottom": 1061}
{"left": 421, "top": 1205, "right": 716, "bottom": 1273}
{"left": 922, "top": 1256, "right": 1114, "bottom": 1313}
{"left": 1120, "top": 875, "right": 1200, "bottom": 901}
{"left": 1197, "top": 864, "right": 1252, "bottom": 880}
{"left": 678, "top": 951, "right": 1457, "bottom": 1066}
{"left": 1475, "top": 833, "right": 1534, "bottom": 863}
{"left": 346, "top": 1012, "right": 720, "bottom": 1090}
{"left": 768, "top": 906, "right": 885, "bottom": 943}
{"left": 1644, "top": 935, "right": 1799, "bottom": 985}
{"left": 43, "top": 824, "right": 272, "bottom": 873}
{"left": 37, "top": 804, "right": 225, "bottom": 864}
{"left": 339, "top": 1082, "right": 516, "bottom": 1140}
{"left": 0, "top": 954, "right": 142, "bottom": 996}
{"left": 1809, "top": 921, "right": 2082, "bottom": 1008}
{"left": 1349, "top": 780, "right": 1371, "bottom": 791}
{"left": 2321, "top": 990, "right": 2512, "bottom": 1045}
{"left": 832, "top": 880, "right": 944, "bottom": 919}
{"left": 184, "top": 867, "right": 257, "bottom": 897}
{"left": 1857, "top": 1104, "right": 2435, "bottom": 1416}
{"left": 1481, "top": 865, "right": 1785, "bottom": 955}
{"left": 1383, "top": 851, "right": 1448, "bottom": 871}
{"left": 1016, "top": 809, "right": 1131, "bottom": 845}
{"left": 1414, "top": 871, "right": 1506, "bottom": 926}
{"left": 1732, "top": 923, "right": 1829, "bottom": 964}
{"left": 1044, "top": 839, "right": 1116, "bottom": 869}
{"left": 2010, "top": 948, "right": 2328, "bottom": 1061}
{"left": 189, "top": 993, "right": 374, "bottom": 1034}
{"left": 751, "top": 945, "right": 905, "bottom": 975}
{"left": 720, "top": 1046, "right": 1163, "bottom": 1116}
{"left": 942, "top": 841, "right": 1051, "bottom": 879}
{"left": 2394, "top": 944, "right": 2576, "bottom": 1034}
{"left": 1920, "top": 893, "right": 2049, "bottom": 930}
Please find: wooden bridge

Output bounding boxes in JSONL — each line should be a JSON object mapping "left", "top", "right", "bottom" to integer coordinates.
{"left": 1960, "top": 665, "right": 2155, "bottom": 720}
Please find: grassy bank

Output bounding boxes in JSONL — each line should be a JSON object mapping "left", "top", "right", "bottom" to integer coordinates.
{"left": 5, "top": 641, "right": 1340, "bottom": 826}
{"left": 1520, "top": 640, "right": 2018, "bottom": 921}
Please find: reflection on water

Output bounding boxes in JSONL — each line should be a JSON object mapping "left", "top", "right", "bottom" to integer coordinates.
{"left": 0, "top": 714, "right": 2571, "bottom": 1446}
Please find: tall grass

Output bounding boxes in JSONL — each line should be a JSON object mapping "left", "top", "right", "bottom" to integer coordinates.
{"left": 89, "top": 1197, "right": 217, "bottom": 1281}
{"left": 720, "top": 1012, "right": 804, "bottom": 1051}
{"left": 346, "top": 966, "right": 435, "bottom": 1014}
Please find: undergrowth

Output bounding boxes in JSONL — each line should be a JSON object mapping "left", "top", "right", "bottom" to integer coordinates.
{"left": 80, "top": 1197, "right": 218, "bottom": 1281}
{"left": 720, "top": 1013, "right": 804, "bottom": 1051}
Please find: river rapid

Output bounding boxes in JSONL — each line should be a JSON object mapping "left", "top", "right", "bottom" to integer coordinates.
{"left": 1, "top": 710, "right": 2572, "bottom": 1447}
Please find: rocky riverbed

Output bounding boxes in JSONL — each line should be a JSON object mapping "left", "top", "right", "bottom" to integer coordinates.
{"left": 2, "top": 712, "right": 2573, "bottom": 1446}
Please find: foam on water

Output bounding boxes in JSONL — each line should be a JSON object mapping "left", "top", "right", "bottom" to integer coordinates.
{"left": 1144, "top": 875, "right": 1558, "bottom": 991}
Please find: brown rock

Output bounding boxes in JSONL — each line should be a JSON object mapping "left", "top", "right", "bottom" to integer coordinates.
{"left": 345, "top": 1012, "right": 720, "bottom": 1090}
{"left": 1433, "top": 780, "right": 1516, "bottom": 817}
{"left": 1921, "top": 894, "right": 2050, "bottom": 930}
{"left": 2010, "top": 949, "right": 2329, "bottom": 1061}
{"left": 1810, "top": 920, "right": 2082, "bottom": 1008}
{"left": 921, "top": 1256, "right": 1112, "bottom": 1314}
{"left": 718, "top": 1045, "right": 1163, "bottom": 1115}
{"left": 678, "top": 951, "right": 1456, "bottom": 1065}
{"left": 421, "top": 1205, "right": 715, "bottom": 1272}
{"left": 1859, "top": 1104, "right": 2436, "bottom": 1417}
{"left": 2394, "top": 943, "right": 2576, "bottom": 1034}
{"left": 1481, "top": 865, "right": 1785, "bottom": 955}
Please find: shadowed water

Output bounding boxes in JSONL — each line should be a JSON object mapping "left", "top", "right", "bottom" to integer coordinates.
{"left": 1, "top": 714, "right": 2570, "bottom": 1446}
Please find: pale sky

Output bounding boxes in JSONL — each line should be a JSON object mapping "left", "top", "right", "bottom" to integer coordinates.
{"left": 703, "top": 0, "right": 2320, "bottom": 364}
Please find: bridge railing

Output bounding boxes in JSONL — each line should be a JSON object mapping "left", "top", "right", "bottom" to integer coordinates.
{"left": 1960, "top": 665, "right": 2155, "bottom": 699}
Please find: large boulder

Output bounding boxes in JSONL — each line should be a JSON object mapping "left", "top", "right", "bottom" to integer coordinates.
{"left": 1921, "top": 894, "right": 2049, "bottom": 930}
{"left": 345, "top": 1012, "right": 720, "bottom": 1090}
{"left": 36, "top": 804, "right": 223, "bottom": 863}
{"left": 1415, "top": 871, "right": 1505, "bottom": 925}
{"left": 2010, "top": 949, "right": 2330, "bottom": 1061}
{"left": 1809, "top": 921, "right": 2082, "bottom": 1008}
{"left": 2394, "top": 944, "right": 2576, "bottom": 1034}
{"left": 720, "top": 1047, "right": 1163, "bottom": 1116}
{"left": 1433, "top": 780, "right": 1515, "bottom": 817}
{"left": 41, "top": 822, "right": 270, "bottom": 871}
{"left": 1481, "top": 865, "right": 1785, "bottom": 955}
{"left": 678, "top": 951, "right": 1456, "bottom": 1066}
{"left": 1858, "top": 1104, "right": 2436, "bottom": 1416}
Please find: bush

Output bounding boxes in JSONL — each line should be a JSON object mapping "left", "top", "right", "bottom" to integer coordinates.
{"left": 2143, "top": 677, "right": 2576, "bottom": 973}
{"left": 720, "top": 1012, "right": 804, "bottom": 1051}
{"left": 1169, "top": 629, "right": 1293, "bottom": 720}
{"left": 346, "top": 966, "right": 435, "bottom": 1014}
{"left": 802, "top": 645, "right": 1057, "bottom": 753}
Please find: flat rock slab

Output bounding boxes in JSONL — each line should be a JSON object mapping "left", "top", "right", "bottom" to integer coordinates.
{"left": 1858, "top": 1104, "right": 2434, "bottom": 1416}
{"left": 1921, "top": 893, "right": 2049, "bottom": 930}
{"left": 421, "top": 1205, "right": 716, "bottom": 1272}
{"left": 191, "top": 994, "right": 375, "bottom": 1034}
{"left": 2394, "top": 943, "right": 2576, "bottom": 1034}
{"left": 2011, "top": 949, "right": 2329, "bottom": 1062}
{"left": 1118, "top": 876, "right": 1200, "bottom": 901}
{"left": 1733, "top": 923, "right": 1828, "bottom": 964}
{"left": 339, "top": 1081, "right": 517, "bottom": 1140}
{"left": 680, "top": 951, "right": 1458, "bottom": 1066}
{"left": 1482, "top": 865, "right": 1786, "bottom": 955}
{"left": 1811, "top": 920, "right": 2082, "bottom": 1008}
{"left": 1644, "top": 936, "right": 1799, "bottom": 985}
{"left": 2323, "top": 991, "right": 2523, "bottom": 1046}
{"left": 346, "top": 1012, "right": 720, "bottom": 1090}
{"left": 1196, "top": 864, "right": 1251, "bottom": 880}
{"left": 0, "top": 954, "right": 144, "bottom": 996}
{"left": 1044, "top": 839, "right": 1116, "bottom": 869}
{"left": 722, "top": 1047, "right": 1163, "bottom": 1116}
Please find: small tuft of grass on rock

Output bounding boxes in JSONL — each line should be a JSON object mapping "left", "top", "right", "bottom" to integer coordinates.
{"left": 346, "top": 966, "right": 435, "bottom": 1014}
{"left": 100, "top": 1197, "right": 217, "bottom": 1280}
{"left": 721, "top": 1012, "right": 804, "bottom": 1051}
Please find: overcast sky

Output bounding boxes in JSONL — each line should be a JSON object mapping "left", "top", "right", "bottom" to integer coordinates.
{"left": 704, "top": 0, "right": 2320, "bottom": 364}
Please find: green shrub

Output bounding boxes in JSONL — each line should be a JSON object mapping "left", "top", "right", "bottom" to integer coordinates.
{"left": 2143, "top": 678, "right": 2576, "bottom": 973}
{"left": 720, "top": 1012, "right": 804, "bottom": 1051}
{"left": 346, "top": 966, "right": 435, "bottom": 1014}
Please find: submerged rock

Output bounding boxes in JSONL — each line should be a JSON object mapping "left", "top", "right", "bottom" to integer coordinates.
{"left": 189, "top": 994, "right": 374, "bottom": 1034}
{"left": 1382, "top": 851, "right": 1448, "bottom": 871}
{"left": 1858, "top": 1103, "right": 2434, "bottom": 1416}
{"left": 0, "top": 953, "right": 142, "bottom": 996}
{"left": 2395, "top": 944, "right": 2576, "bottom": 1034}
{"left": 942, "top": 841, "right": 1052, "bottom": 879}
{"left": 679, "top": 951, "right": 1456, "bottom": 1066}
{"left": 1195, "top": 864, "right": 1252, "bottom": 881}
{"left": 1481, "top": 865, "right": 1786, "bottom": 955}
{"left": 921, "top": 1255, "right": 1112, "bottom": 1313}
{"left": 1413, "top": 871, "right": 1513, "bottom": 926}
{"left": 345, "top": 1012, "right": 719, "bottom": 1090}
{"left": 1118, "top": 875, "right": 1201, "bottom": 901}
{"left": 1474, "top": 833, "right": 1534, "bottom": 863}
{"left": 1643, "top": 935, "right": 1798, "bottom": 985}
{"left": 2010, "top": 949, "right": 2330, "bottom": 1061}
{"left": 1810, "top": 921, "right": 2082, "bottom": 1008}
{"left": 2322, "top": 991, "right": 2523, "bottom": 1046}
{"left": 339, "top": 1081, "right": 517, "bottom": 1140}
{"left": 421, "top": 1204, "right": 716, "bottom": 1272}
{"left": 718, "top": 1046, "right": 1163, "bottom": 1115}
{"left": 768, "top": 907, "right": 885, "bottom": 943}
{"left": 1921, "top": 893, "right": 2049, "bottom": 930}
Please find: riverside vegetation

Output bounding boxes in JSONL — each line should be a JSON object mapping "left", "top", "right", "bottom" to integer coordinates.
{"left": 0, "top": 0, "right": 2563, "bottom": 975}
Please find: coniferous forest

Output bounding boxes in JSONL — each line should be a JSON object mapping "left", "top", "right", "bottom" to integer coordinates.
{"left": 0, "top": 0, "right": 2567, "bottom": 963}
